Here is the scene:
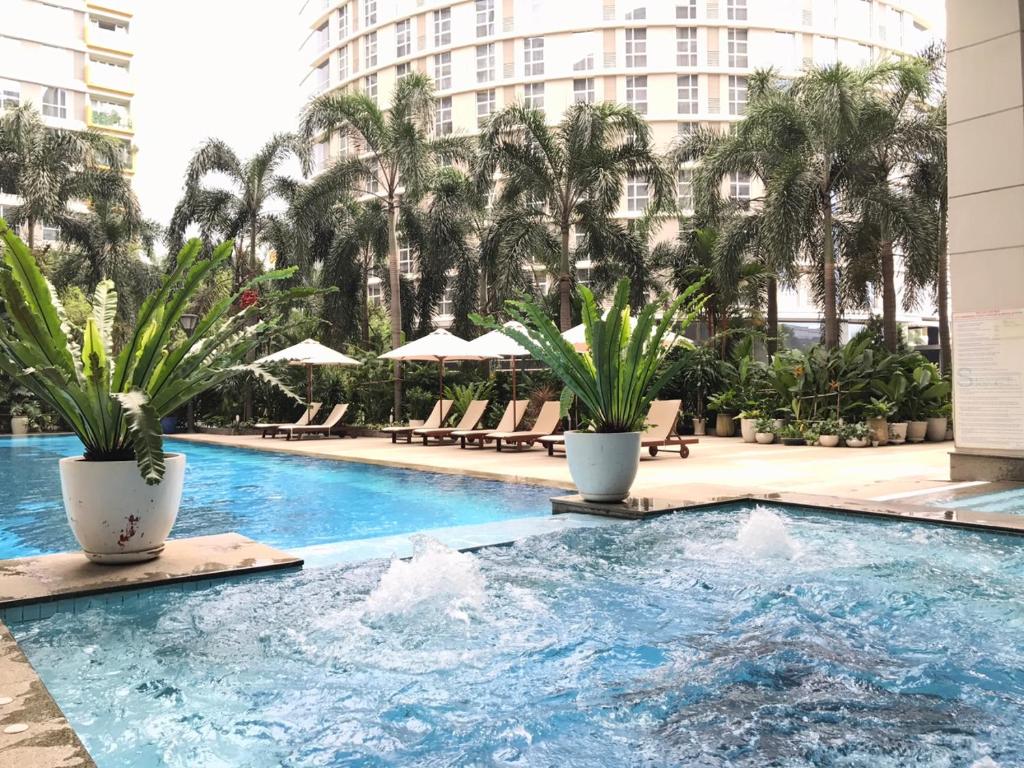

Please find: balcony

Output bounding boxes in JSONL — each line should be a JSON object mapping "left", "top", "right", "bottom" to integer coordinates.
{"left": 87, "top": 102, "right": 133, "bottom": 133}
{"left": 86, "top": 62, "right": 133, "bottom": 94}
{"left": 85, "top": 23, "right": 132, "bottom": 55}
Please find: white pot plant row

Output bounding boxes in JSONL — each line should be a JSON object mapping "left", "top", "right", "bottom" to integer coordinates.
{"left": 480, "top": 278, "right": 706, "bottom": 502}
{"left": 0, "top": 225, "right": 298, "bottom": 563}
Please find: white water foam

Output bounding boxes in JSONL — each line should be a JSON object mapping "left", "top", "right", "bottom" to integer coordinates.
{"left": 736, "top": 506, "right": 800, "bottom": 560}
{"left": 362, "top": 536, "right": 487, "bottom": 623}
{"left": 971, "top": 758, "right": 1001, "bottom": 768}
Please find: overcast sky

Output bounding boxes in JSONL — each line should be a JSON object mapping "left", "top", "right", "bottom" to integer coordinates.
{"left": 131, "top": 1, "right": 306, "bottom": 229}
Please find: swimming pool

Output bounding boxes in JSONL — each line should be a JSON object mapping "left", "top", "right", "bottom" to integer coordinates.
{"left": 928, "top": 486, "right": 1024, "bottom": 517}
{"left": 13, "top": 504, "right": 1024, "bottom": 767}
{"left": 0, "top": 435, "right": 557, "bottom": 559}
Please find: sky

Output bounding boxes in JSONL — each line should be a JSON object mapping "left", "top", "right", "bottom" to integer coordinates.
{"left": 131, "top": 1, "right": 306, "bottom": 229}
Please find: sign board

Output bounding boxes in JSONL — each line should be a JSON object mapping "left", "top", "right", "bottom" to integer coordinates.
{"left": 952, "top": 309, "right": 1024, "bottom": 451}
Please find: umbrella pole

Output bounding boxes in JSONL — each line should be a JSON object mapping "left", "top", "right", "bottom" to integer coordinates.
{"left": 307, "top": 364, "right": 313, "bottom": 422}
{"left": 511, "top": 356, "right": 517, "bottom": 427}
{"left": 439, "top": 358, "right": 445, "bottom": 417}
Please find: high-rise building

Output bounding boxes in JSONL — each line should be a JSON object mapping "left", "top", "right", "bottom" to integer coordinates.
{"left": 299, "top": 0, "right": 942, "bottom": 337}
{"left": 0, "top": 0, "right": 136, "bottom": 245}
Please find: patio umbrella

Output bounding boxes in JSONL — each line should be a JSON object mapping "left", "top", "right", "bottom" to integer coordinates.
{"left": 257, "top": 338, "right": 361, "bottom": 420}
{"left": 467, "top": 321, "right": 532, "bottom": 427}
{"left": 380, "top": 329, "right": 496, "bottom": 414}
{"left": 562, "top": 316, "right": 693, "bottom": 352}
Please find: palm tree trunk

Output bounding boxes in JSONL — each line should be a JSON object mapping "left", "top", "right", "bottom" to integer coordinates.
{"left": 361, "top": 269, "right": 371, "bottom": 346}
{"left": 766, "top": 276, "right": 779, "bottom": 355}
{"left": 242, "top": 219, "right": 258, "bottom": 423}
{"left": 821, "top": 198, "right": 840, "bottom": 348}
{"left": 880, "top": 238, "right": 898, "bottom": 352}
{"left": 387, "top": 200, "right": 403, "bottom": 420}
{"left": 27, "top": 218, "right": 36, "bottom": 252}
{"left": 937, "top": 203, "right": 951, "bottom": 375}
{"left": 558, "top": 225, "right": 572, "bottom": 331}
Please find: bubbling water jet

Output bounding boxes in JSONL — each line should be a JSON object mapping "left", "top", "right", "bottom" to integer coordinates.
{"left": 736, "top": 507, "right": 800, "bottom": 559}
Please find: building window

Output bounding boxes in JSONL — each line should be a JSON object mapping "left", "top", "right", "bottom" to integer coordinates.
{"left": 524, "top": 37, "right": 544, "bottom": 76}
{"left": 314, "top": 62, "right": 329, "bottom": 93}
{"left": 677, "top": 75, "right": 698, "bottom": 114}
{"left": 41, "top": 222, "right": 60, "bottom": 243}
{"left": 627, "top": 176, "right": 649, "bottom": 212}
{"left": 398, "top": 239, "right": 415, "bottom": 273}
{"left": 438, "top": 286, "right": 454, "bottom": 316}
{"left": 365, "top": 31, "right": 377, "bottom": 67}
{"left": 727, "top": 0, "right": 747, "bottom": 21}
{"left": 677, "top": 168, "right": 694, "bottom": 211}
{"left": 42, "top": 87, "right": 67, "bottom": 119}
{"left": 524, "top": 82, "right": 544, "bottom": 110}
{"left": 339, "top": 45, "right": 349, "bottom": 80}
{"left": 676, "top": 28, "right": 697, "bottom": 66}
{"left": 367, "top": 279, "right": 383, "bottom": 305}
{"left": 315, "top": 22, "right": 330, "bottom": 52}
{"left": 363, "top": 0, "right": 377, "bottom": 26}
{"left": 728, "top": 29, "right": 748, "bottom": 67}
{"left": 576, "top": 266, "right": 592, "bottom": 287}
{"left": 626, "top": 75, "right": 647, "bottom": 114}
{"left": 338, "top": 5, "right": 349, "bottom": 39}
{"left": 395, "top": 19, "right": 411, "bottom": 58}
{"left": 434, "top": 8, "right": 451, "bottom": 47}
{"left": 312, "top": 141, "right": 329, "bottom": 173}
{"left": 729, "top": 171, "right": 751, "bottom": 205}
{"left": 365, "top": 73, "right": 378, "bottom": 102}
{"left": 396, "top": 62, "right": 411, "bottom": 80}
{"left": 436, "top": 95, "right": 453, "bottom": 134}
{"left": 476, "top": 0, "right": 495, "bottom": 37}
{"left": 573, "top": 78, "right": 595, "bottom": 104}
{"left": 625, "top": 6, "right": 647, "bottom": 20}
{"left": 0, "top": 81, "right": 19, "bottom": 109}
{"left": 477, "top": 90, "right": 496, "bottom": 126}
{"left": 676, "top": 0, "right": 696, "bottom": 19}
{"left": 434, "top": 52, "right": 451, "bottom": 90}
{"left": 625, "top": 28, "right": 647, "bottom": 68}
{"left": 678, "top": 121, "right": 696, "bottom": 136}
{"left": 477, "top": 43, "right": 495, "bottom": 83}
{"left": 728, "top": 75, "right": 747, "bottom": 115}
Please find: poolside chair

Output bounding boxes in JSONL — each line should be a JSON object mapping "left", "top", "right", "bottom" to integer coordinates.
{"left": 539, "top": 399, "right": 698, "bottom": 458}
{"left": 489, "top": 400, "right": 563, "bottom": 452}
{"left": 256, "top": 403, "right": 322, "bottom": 438}
{"left": 453, "top": 399, "right": 529, "bottom": 449}
{"left": 414, "top": 399, "right": 490, "bottom": 445}
{"left": 382, "top": 400, "right": 453, "bottom": 444}
{"left": 281, "top": 403, "right": 349, "bottom": 441}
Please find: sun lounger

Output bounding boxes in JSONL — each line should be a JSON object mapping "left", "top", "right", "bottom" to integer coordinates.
{"left": 382, "top": 400, "right": 453, "bottom": 444}
{"left": 539, "top": 399, "right": 698, "bottom": 458}
{"left": 414, "top": 399, "right": 489, "bottom": 445}
{"left": 489, "top": 400, "right": 563, "bottom": 451}
{"left": 452, "top": 400, "right": 529, "bottom": 448}
{"left": 281, "top": 403, "right": 349, "bottom": 440}
{"left": 256, "top": 402, "right": 322, "bottom": 438}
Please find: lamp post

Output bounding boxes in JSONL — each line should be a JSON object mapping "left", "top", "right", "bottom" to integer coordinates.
{"left": 179, "top": 313, "right": 199, "bottom": 432}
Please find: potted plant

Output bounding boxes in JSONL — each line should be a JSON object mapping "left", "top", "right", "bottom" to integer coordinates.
{"left": 903, "top": 364, "right": 950, "bottom": 443}
{"left": 778, "top": 423, "right": 806, "bottom": 446}
{"left": 679, "top": 345, "right": 720, "bottom": 437}
{"left": 708, "top": 389, "right": 739, "bottom": 437}
{"left": 816, "top": 417, "right": 842, "bottom": 447}
{"left": 863, "top": 397, "right": 894, "bottom": 446}
{"left": 873, "top": 372, "right": 908, "bottom": 444}
{"left": 485, "top": 278, "right": 705, "bottom": 502}
{"left": 928, "top": 401, "right": 952, "bottom": 442}
{"left": 0, "top": 226, "right": 297, "bottom": 562}
{"left": 754, "top": 415, "right": 775, "bottom": 444}
{"left": 841, "top": 421, "right": 871, "bottom": 448}
{"left": 736, "top": 408, "right": 761, "bottom": 443}
{"left": 9, "top": 400, "right": 34, "bottom": 435}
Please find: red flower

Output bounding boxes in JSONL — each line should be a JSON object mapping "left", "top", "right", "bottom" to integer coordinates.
{"left": 239, "top": 289, "right": 259, "bottom": 309}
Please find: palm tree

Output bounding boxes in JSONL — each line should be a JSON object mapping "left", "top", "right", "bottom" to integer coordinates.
{"left": 476, "top": 101, "right": 673, "bottom": 331}
{"left": 588, "top": 208, "right": 669, "bottom": 309}
{"left": 0, "top": 103, "right": 123, "bottom": 251}
{"left": 301, "top": 73, "right": 473, "bottom": 418}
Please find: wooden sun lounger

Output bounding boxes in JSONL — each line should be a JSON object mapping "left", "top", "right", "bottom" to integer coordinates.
{"left": 539, "top": 399, "right": 698, "bottom": 458}
{"left": 281, "top": 403, "right": 349, "bottom": 440}
{"left": 414, "top": 400, "right": 489, "bottom": 445}
{"left": 256, "top": 402, "right": 322, "bottom": 438}
{"left": 382, "top": 400, "right": 453, "bottom": 444}
{"left": 489, "top": 400, "right": 563, "bottom": 452}
{"left": 452, "top": 400, "right": 529, "bottom": 448}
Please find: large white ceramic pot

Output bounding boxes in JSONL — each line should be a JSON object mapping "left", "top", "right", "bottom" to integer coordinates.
{"left": 818, "top": 434, "right": 840, "bottom": 447}
{"left": 564, "top": 431, "right": 641, "bottom": 503}
{"left": 926, "top": 417, "right": 948, "bottom": 442}
{"left": 755, "top": 432, "right": 775, "bottom": 444}
{"left": 10, "top": 416, "right": 29, "bottom": 435}
{"left": 888, "top": 422, "right": 909, "bottom": 445}
{"left": 739, "top": 418, "right": 757, "bottom": 443}
{"left": 59, "top": 454, "right": 186, "bottom": 564}
{"left": 907, "top": 420, "right": 928, "bottom": 443}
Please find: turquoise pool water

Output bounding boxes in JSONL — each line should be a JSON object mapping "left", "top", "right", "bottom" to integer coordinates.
{"left": 13, "top": 505, "right": 1024, "bottom": 767}
{"left": 0, "top": 435, "right": 556, "bottom": 558}
{"left": 931, "top": 487, "right": 1024, "bottom": 517}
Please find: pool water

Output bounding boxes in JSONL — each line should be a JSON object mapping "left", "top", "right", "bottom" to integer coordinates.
{"left": 14, "top": 505, "right": 1024, "bottom": 767}
{"left": 931, "top": 486, "right": 1024, "bottom": 517}
{"left": 0, "top": 435, "right": 556, "bottom": 558}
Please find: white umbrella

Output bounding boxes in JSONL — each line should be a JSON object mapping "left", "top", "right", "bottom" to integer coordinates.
{"left": 467, "top": 321, "right": 532, "bottom": 427}
{"left": 380, "top": 329, "right": 496, "bottom": 411}
{"left": 562, "top": 316, "right": 693, "bottom": 351}
{"left": 257, "top": 338, "right": 361, "bottom": 420}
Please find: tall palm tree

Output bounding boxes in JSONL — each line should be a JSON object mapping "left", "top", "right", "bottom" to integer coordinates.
{"left": 0, "top": 103, "right": 123, "bottom": 251}
{"left": 301, "top": 73, "right": 472, "bottom": 418}
{"left": 476, "top": 101, "right": 672, "bottom": 331}
{"left": 588, "top": 208, "right": 669, "bottom": 309}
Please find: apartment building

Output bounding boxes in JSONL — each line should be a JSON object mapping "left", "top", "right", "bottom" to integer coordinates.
{"left": 0, "top": 0, "right": 135, "bottom": 246}
{"left": 299, "top": 0, "right": 941, "bottom": 337}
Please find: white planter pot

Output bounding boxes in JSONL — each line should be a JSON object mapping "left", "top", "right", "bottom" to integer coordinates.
{"left": 59, "top": 453, "right": 186, "bottom": 564}
{"left": 818, "top": 434, "right": 840, "bottom": 447}
{"left": 739, "top": 418, "right": 757, "bottom": 443}
{"left": 10, "top": 416, "right": 29, "bottom": 435}
{"left": 692, "top": 418, "right": 706, "bottom": 436}
{"left": 926, "top": 417, "right": 948, "bottom": 442}
{"left": 845, "top": 437, "right": 870, "bottom": 448}
{"left": 907, "top": 420, "right": 928, "bottom": 443}
{"left": 563, "top": 431, "right": 641, "bottom": 503}
{"left": 755, "top": 432, "right": 775, "bottom": 444}
{"left": 889, "top": 422, "right": 908, "bottom": 444}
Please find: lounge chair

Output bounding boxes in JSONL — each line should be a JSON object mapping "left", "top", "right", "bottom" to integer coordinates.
{"left": 489, "top": 400, "right": 563, "bottom": 452}
{"left": 539, "top": 399, "right": 698, "bottom": 458}
{"left": 256, "top": 402, "right": 322, "bottom": 438}
{"left": 452, "top": 399, "right": 529, "bottom": 449}
{"left": 382, "top": 399, "right": 453, "bottom": 444}
{"left": 281, "top": 403, "right": 349, "bottom": 441}
{"left": 414, "top": 399, "right": 489, "bottom": 445}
